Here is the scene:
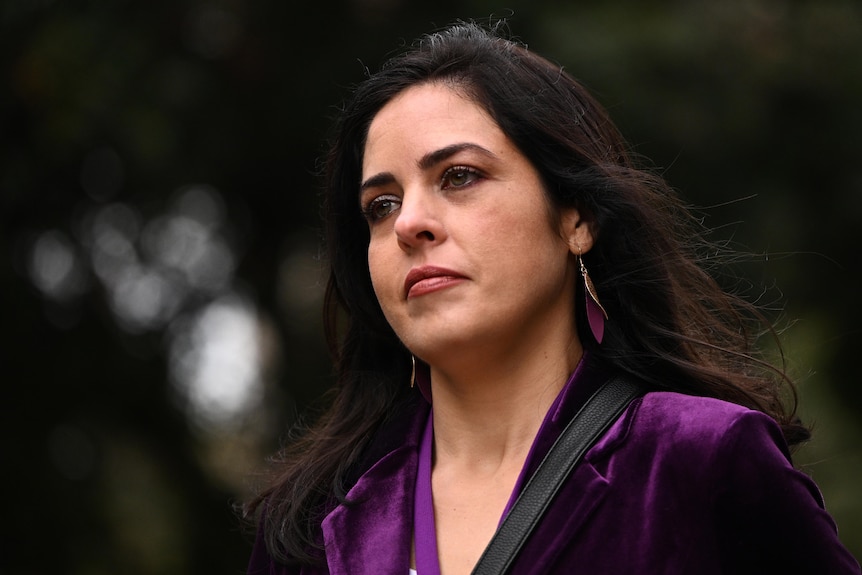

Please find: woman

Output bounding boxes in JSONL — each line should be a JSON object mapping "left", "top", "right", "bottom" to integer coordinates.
{"left": 246, "top": 22, "right": 860, "bottom": 574}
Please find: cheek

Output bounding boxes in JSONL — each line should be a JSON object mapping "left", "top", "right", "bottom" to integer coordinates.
{"left": 367, "top": 241, "right": 399, "bottom": 307}
{"left": 489, "top": 210, "right": 571, "bottom": 279}
{"left": 367, "top": 244, "right": 384, "bottom": 296}
{"left": 474, "top": 202, "right": 558, "bottom": 254}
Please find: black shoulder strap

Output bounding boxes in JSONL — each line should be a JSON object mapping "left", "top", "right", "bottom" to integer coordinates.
{"left": 471, "top": 375, "right": 644, "bottom": 575}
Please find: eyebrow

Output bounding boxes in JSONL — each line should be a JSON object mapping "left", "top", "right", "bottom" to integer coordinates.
{"left": 359, "top": 142, "right": 497, "bottom": 193}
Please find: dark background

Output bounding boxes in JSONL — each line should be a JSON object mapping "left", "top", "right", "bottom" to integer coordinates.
{"left": 2, "top": 1, "right": 860, "bottom": 573}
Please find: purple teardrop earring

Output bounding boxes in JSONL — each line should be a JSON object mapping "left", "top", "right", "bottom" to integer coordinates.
{"left": 579, "top": 248, "right": 608, "bottom": 344}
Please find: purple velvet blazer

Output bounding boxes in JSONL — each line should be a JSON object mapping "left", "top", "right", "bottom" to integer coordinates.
{"left": 248, "top": 361, "right": 860, "bottom": 574}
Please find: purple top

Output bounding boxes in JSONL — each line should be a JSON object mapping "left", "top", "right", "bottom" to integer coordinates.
{"left": 413, "top": 413, "right": 438, "bottom": 575}
{"left": 247, "top": 357, "right": 861, "bottom": 574}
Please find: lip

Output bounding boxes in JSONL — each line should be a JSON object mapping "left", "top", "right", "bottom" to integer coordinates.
{"left": 404, "top": 266, "right": 467, "bottom": 298}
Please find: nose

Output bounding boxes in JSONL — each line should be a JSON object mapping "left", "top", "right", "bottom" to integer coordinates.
{"left": 393, "top": 190, "right": 445, "bottom": 251}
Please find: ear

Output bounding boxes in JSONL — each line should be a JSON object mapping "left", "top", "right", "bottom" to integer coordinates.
{"left": 560, "top": 208, "right": 595, "bottom": 255}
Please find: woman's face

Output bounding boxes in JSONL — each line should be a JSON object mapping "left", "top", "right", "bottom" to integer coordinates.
{"left": 360, "top": 82, "right": 592, "bottom": 368}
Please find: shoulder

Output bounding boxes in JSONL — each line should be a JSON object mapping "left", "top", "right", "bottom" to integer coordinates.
{"left": 581, "top": 390, "right": 860, "bottom": 573}
{"left": 638, "top": 389, "right": 772, "bottom": 424}
{"left": 591, "top": 390, "right": 793, "bottom": 484}
{"left": 629, "top": 390, "right": 787, "bottom": 453}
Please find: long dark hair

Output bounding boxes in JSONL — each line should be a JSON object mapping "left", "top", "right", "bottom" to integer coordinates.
{"left": 246, "top": 21, "right": 809, "bottom": 564}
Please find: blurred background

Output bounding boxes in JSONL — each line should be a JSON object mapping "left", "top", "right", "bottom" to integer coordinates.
{"left": 2, "top": 0, "right": 860, "bottom": 573}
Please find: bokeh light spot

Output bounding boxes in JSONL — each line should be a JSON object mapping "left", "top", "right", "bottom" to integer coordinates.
{"left": 169, "top": 293, "right": 263, "bottom": 430}
{"left": 28, "top": 229, "right": 88, "bottom": 302}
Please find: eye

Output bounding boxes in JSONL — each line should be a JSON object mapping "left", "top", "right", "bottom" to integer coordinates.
{"left": 441, "top": 166, "right": 481, "bottom": 189}
{"left": 361, "top": 194, "right": 401, "bottom": 223}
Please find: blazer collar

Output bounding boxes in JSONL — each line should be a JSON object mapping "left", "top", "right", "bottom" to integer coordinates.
{"left": 318, "top": 357, "right": 633, "bottom": 574}
{"left": 321, "top": 397, "right": 429, "bottom": 575}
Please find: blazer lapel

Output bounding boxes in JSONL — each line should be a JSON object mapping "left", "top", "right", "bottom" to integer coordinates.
{"left": 508, "top": 391, "right": 641, "bottom": 572}
{"left": 511, "top": 457, "right": 611, "bottom": 572}
{"left": 321, "top": 401, "right": 428, "bottom": 575}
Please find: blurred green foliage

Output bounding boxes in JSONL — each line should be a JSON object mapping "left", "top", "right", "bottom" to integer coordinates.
{"left": 2, "top": 0, "right": 860, "bottom": 572}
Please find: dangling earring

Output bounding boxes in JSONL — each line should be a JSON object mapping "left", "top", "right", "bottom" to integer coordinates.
{"left": 410, "top": 355, "right": 416, "bottom": 388}
{"left": 579, "top": 248, "right": 608, "bottom": 344}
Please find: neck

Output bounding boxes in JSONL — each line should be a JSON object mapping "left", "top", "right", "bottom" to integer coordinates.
{"left": 429, "top": 337, "right": 583, "bottom": 469}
